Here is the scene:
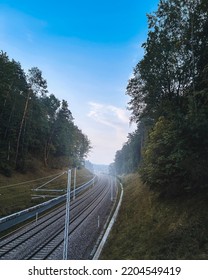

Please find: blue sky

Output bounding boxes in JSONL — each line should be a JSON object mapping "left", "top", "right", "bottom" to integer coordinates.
{"left": 0, "top": 0, "right": 159, "bottom": 165}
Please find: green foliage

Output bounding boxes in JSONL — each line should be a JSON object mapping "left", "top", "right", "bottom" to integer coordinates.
{"left": 0, "top": 161, "right": 12, "bottom": 177}
{"left": 140, "top": 117, "right": 186, "bottom": 195}
{"left": 0, "top": 51, "right": 91, "bottom": 175}
{"left": 140, "top": 87, "right": 208, "bottom": 196}
{"left": 117, "top": 0, "right": 208, "bottom": 197}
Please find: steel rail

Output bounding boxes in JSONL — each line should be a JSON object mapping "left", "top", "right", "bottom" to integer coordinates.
{"left": 0, "top": 176, "right": 102, "bottom": 249}
{"left": 0, "top": 176, "right": 109, "bottom": 259}
{"left": 29, "top": 182, "right": 110, "bottom": 260}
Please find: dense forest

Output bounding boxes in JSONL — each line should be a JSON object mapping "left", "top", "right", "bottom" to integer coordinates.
{"left": 111, "top": 0, "right": 208, "bottom": 197}
{"left": 0, "top": 52, "right": 91, "bottom": 176}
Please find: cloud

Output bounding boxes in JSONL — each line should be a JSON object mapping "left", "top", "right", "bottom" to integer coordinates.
{"left": 88, "top": 101, "right": 130, "bottom": 129}
{"left": 86, "top": 101, "right": 136, "bottom": 164}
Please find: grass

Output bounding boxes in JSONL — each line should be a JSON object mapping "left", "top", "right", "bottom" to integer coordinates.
{"left": 0, "top": 165, "right": 93, "bottom": 217}
{"left": 100, "top": 173, "right": 208, "bottom": 260}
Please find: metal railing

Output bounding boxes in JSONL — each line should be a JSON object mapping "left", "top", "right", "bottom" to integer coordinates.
{"left": 0, "top": 176, "right": 96, "bottom": 233}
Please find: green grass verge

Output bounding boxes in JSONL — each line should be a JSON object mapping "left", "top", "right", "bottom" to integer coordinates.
{"left": 100, "top": 173, "right": 208, "bottom": 260}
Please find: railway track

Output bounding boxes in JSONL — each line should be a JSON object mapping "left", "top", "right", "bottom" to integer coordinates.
{"left": 0, "top": 174, "right": 117, "bottom": 260}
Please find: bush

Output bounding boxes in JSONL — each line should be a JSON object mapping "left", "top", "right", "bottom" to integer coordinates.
{"left": 140, "top": 116, "right": 199, "bottom": 197}
{"left": 0, "top": 162, "right": 12, "bottom": 177}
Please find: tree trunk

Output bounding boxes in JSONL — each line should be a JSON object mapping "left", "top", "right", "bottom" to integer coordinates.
{"left": 15, "top": 91, "right": 30, "bottom": 167}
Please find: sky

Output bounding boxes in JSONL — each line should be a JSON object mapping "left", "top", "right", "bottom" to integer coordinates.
{"left": 0, "top": 0, "right": 159, "bottom": 165}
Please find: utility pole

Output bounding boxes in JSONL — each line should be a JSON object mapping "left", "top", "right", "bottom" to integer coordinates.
{"left": 63, "top": 169, "right": 71, "bottom": 260}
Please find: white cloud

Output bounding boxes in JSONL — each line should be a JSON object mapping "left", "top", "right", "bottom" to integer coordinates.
{"left": 86, "top": 102, "right": 136, "bottom": 164}
{"left": 88, "top": 101, "right": 130, "bottom": 129}
{"left": 108, "top": 105, "right": 129, "bottom": 124}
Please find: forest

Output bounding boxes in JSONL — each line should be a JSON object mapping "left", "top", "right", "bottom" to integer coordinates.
{"left": 0, "top": 52, "right": 91, "bottom": 176}
{"left": 111, "top": 0, "right": 208, "bottom": 197}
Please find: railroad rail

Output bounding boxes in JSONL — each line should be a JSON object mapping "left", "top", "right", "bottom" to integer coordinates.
{"left": 0, "top": 176, "right": 96, "bottom": 233}
{"left": 0, "top": 174, "right": 117, "bottom": 260}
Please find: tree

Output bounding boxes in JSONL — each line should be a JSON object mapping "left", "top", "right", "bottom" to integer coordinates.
{"left": 125, "top": 0, "right": 208, "bottom": 196}
{"left": 15, "top": 67, "right": 48, "bottom": 169}
{"left": 0, "top": 52, "right": 92, "bottom": 175}
{"left": 127, "top": 0, "right": 208, "bottom": 123}
{"left": 27, "top": 67, "right": 48, "bottom": 96}
{"left": 0, "top": 52, "right": 29, "bottom": 172}
{"left": 73, "top": 127, "right": 91, "bottom": 165}
{"left": 140, "top": 116, "right": 189, "bottom": 196}
{"left": 113, "top": 122, "right": 145, "bottom": 175}
{"left": 41, "top": 94, "right": 60, "bottom": 166}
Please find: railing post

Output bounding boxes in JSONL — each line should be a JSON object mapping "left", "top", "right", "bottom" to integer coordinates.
{"left": 35, "top": 212, "right": 38, "bottom": 222}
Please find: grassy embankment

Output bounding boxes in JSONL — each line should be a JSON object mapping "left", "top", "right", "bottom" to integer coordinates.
{"left": 0, "top": 160, "right": 93, "bottom": 217}
{"left": 101, "top": 173, "right": 208, "bottom": 260}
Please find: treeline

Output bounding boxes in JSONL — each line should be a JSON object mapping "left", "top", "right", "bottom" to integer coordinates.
{"left": 111, "top": 0, "right": 208, "bottom": 197}
{"left": 109, "top": 124, "right": 144, "bottom": 175}
{"left": 0, "top": 51, "right": 91, "bottom": 176}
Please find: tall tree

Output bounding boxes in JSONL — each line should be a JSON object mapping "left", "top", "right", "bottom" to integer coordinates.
{"left": 125, "top": 0, "right": 208, "bottom": 196}
{"left": 14, "top": 67, "right": 48, "bottom": 168}
{"left": 41, "top": 94, "right": 60, "bottom": 166}
{"left": 127, "top": 0, "right": 208, "bottom": 123}
{"left": 0, "top": 52, "right": 91, "bottom": 175}
{"left": 0, "top": 52, "right": 28, "bottom": 171}
{"left": 113, "top": 123, "right": 144, "bottom": 175}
